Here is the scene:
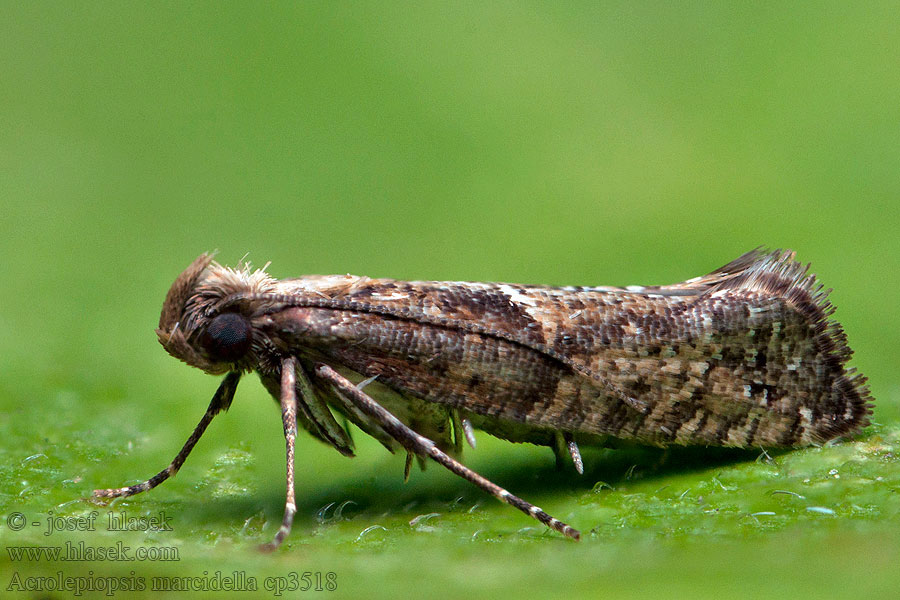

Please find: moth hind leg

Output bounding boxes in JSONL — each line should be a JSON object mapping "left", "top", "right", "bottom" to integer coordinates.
{"left": 552, "top": 432, "right": 584, "bottom": 475}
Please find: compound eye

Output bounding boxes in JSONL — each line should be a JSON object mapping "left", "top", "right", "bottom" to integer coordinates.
{"left": 201, "top": 312, "right": 252, "bottom": 362}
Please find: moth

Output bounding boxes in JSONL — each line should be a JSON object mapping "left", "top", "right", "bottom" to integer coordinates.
{"left": 94, "top": 248, "right": 871, "bottom": 548}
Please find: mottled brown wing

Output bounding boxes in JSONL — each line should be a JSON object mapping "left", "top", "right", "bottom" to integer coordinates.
{"left": 257, "top": 249, "right": 869, "bottom": 447}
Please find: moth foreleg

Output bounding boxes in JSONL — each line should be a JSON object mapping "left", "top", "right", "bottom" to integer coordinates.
{"left": 92, "top": 371, "right": 240, "bottom": 501}
{"left": 260, "top": 357, "right": 300, "bottom": 552}
{"left": 313, "top": 363, "right": 581, "bottom": 541}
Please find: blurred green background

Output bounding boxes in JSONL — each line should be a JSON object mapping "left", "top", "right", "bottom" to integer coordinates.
{"left": 1, "top": 3, "right": 899, "bottom": 599}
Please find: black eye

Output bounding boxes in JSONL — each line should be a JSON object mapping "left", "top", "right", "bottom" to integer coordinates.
{"left": 201, "top": 312, "right": 252, "bottom": 362}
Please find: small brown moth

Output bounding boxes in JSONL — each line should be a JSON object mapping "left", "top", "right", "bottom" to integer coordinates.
{"left": 94, "top": 248, "right": 871, "bottom": 548}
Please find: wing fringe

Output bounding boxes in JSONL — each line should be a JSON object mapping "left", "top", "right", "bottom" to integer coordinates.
{"left": 702, "top": 248, "right": 873, "bottom": 440}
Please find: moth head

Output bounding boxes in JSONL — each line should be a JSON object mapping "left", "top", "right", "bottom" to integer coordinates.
{"left": 156, "top": 253, "right": 275, "bottom": 374}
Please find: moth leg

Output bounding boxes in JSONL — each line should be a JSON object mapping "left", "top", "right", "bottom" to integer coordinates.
{"left": 314, "top": 363, "right": 581, "bottom": 541}
{"left": 553, "top": 432, "right": 584, "bottom": 474}
{"left": 357, "top": 375, "right": 379, "bottom": 390}
{"left": 565, "top": 433, "right": 584, "bottom": 475}
{"left": 553, "top": 433, "right": 567, "bottom": 471}
{"left": 92, "top": 372, "right": 240, "bottom": 501}
{"left": 462, "top": 417, "right": 477, "bottom": 449}
{"left": 403, "top": 452, "right": 414, "bottom": 482}
{"left": 261, "top": 356, "right": 300, "bottom": 552}
{"left": 313, "top": 378, "right": 398, "bottom": 453}
{"left": 451, "top": 410, "right": 478, "bottom": 452}
{"left": 450, "top": 410, "right": 464, "bottom": 455}
{"left": 403, "top": 450, "right": 426, "bottom": 478}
